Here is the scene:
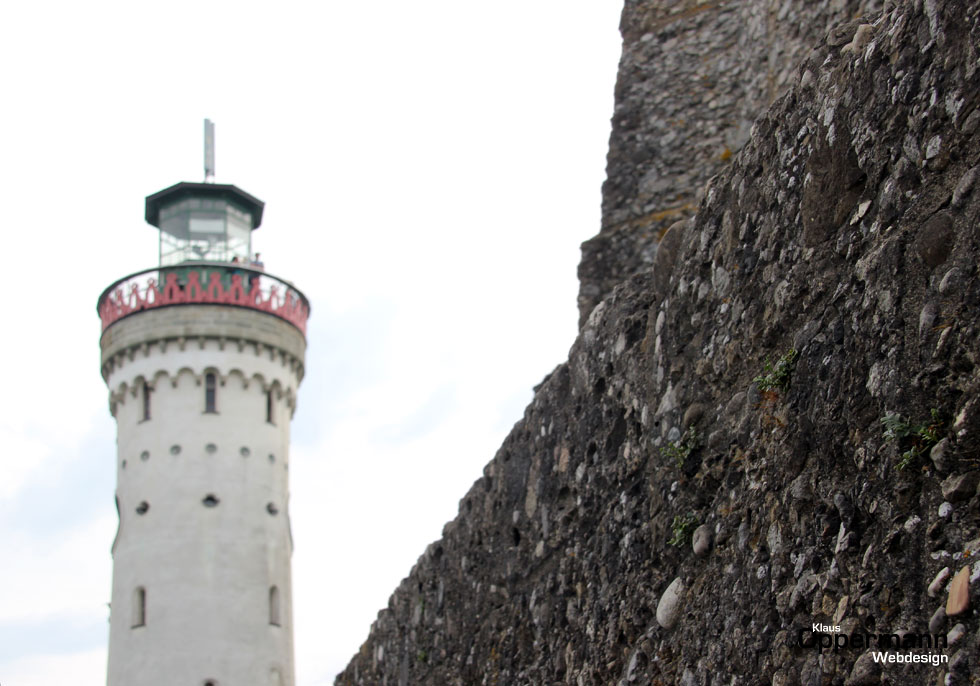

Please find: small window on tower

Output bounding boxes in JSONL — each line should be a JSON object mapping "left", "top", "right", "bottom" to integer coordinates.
{"left": 132, "top": 587, "right": 146, "bottom": 628}
{"left": 266, "top": 390, "right": 275, "bottom": 424}
{"left": 269, "top": 585, "right": 281, "bottom": 626}
{"left": 141, "top": 381, "right": 151, "bottom": 422}
{"left": 204, "top": 373, "right": 217, "bottom": 413}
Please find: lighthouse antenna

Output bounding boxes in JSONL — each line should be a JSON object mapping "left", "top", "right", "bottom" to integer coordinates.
{"left": 204, "top": 118, "right": 215, "bottom": 182}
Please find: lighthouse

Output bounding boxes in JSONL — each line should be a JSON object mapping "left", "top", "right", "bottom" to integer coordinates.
{"left": 96, "top": 123, "right": 309, "bottom": 686}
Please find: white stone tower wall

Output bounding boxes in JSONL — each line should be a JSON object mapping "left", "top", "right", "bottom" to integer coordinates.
{"left": 101, "top": 305, "right": 305, "bottom": 686}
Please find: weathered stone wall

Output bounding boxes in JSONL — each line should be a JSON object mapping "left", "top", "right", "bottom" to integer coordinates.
{"left": 578, "top": 0, "right": 882, "bottom": 326}
{"left": 338, "top": 1, "right": 980, "bottom": 684}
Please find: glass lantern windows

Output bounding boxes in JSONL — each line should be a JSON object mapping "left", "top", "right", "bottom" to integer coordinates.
{"left": 226, "top": 209, "right": 251, "bottom": 263}
{"left": 156, "top": 197, "right": 253, "bottom": 266}
{"left": 189, "top": 215, "right": 225, "bottom": 236}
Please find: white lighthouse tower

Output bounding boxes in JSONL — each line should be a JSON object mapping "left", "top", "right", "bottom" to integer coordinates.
{"left": 97, "top": 124, "right": 309, "bottom": 686}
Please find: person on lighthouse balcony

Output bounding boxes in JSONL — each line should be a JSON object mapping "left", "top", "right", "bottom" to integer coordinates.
{"left": 250, "top": 252, "right": 264, "bottom": 289}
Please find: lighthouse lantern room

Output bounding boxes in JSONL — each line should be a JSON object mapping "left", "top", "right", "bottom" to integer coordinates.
{"left": 147, "top": 181, "right": 263, "bottom": 266}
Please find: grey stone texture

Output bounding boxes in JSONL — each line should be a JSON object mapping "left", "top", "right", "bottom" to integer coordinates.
{"left": 100, "top": 304, "right": 307, "bottom": 380}
{"left": 578, "top": 0, "right": 882, "bottom": 326}
{"left": 338, "top": 1, "right": 980, "bottom": 684}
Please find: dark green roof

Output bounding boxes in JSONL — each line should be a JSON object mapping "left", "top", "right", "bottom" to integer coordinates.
{"left": 145, "top": 182, "right": 265, "bottom": 229}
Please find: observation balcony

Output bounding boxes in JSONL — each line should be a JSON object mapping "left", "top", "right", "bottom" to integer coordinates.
{"left": 97, "top": 262, "right": 310, "bottom": 336}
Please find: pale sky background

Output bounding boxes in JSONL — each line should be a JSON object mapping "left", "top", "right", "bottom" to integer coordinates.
{"left": 0, "top": 2, "right": 623, "bottom": 684}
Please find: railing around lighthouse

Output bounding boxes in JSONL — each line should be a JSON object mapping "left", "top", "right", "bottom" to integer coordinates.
{"left": 97, "top": 262, "right": 310, "bottom": 335}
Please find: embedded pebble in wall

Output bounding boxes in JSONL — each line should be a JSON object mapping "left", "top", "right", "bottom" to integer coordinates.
{"left": 929, "top": 567, "right": 951, "bottom": 597}
{"left": 951, "top": 166, "right": 978, "bottom": 208}
{"left": 656, "top": 577, "right": 685, "bottom": 629}
{"left": 846, "top": 652, "right": 881, "bottom": 686}
{"left": 841, "top": 24, "right": 873, "bottom": 55}
{"left": 692, "top": 524, "right": 712, "bottom": 556}
{"left": 947, "top": 566, "right": 970, "bottom": 616}
{"left": 931, "top": 437, "right": 953, "bottom": 471}
{"left": 941, "top": 472, "right": 980, "bottom": 502}
{"left": 919, "top": 301, "right": 937, "bottom": 336}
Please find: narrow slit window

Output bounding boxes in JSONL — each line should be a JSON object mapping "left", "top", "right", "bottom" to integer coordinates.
{"left": 204, "top": 373, "right": 217, "bottom": 413}
{"left": 266, "top": 390, "right": 274, "bottom": 424}
{"left": 269, "top": 585, "right": 281, "bottom": 626}
{"left": 141, "top": 381, "right": 151, "bottom": 421}
{"left": 132, "top": 587, "right": 146, "bottom": 627}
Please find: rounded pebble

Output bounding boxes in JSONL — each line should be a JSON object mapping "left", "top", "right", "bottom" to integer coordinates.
{"left": 948, "top": 623, "right": 966, "bottom": 646}
{"left": 692, "top": 524, "right": 713, "bottom": 556}
{"left": 946, "top": 566, "right": 971, "bottom": 616}
{"left": 656, "top": 577, "right": 685, "bottom": 629}
{"left": 929, "top": 567, "right": 951, "bottom": 597}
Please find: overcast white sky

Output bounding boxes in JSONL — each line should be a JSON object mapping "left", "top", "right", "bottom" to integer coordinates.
{"left": 0, "top": 2, "right": 623, "bottom": 684}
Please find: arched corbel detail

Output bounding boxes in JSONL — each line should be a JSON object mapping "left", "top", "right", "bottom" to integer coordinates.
{"left": 226, "top": 368, "right": 248, "bottom": 389}
{"left": 128, "top": 376, "right": 144, "bottom": 399}
{"left": 268, "top": 379, "right": 284, "bottom": 399}
{"left": 111, "top": 384, "right": 129, "bottom": 408}
{"left": 173, "top": 366, "right": 196, "bottom": 389}
{"left": 150, "top": 369, "right": 168, "bottom": 387}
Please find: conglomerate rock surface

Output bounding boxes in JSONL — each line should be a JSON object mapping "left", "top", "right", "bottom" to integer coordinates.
{"left": 338, "top": 1, "right": 980, "bottom": 684}
{"left": 578, "top": 0, "right": 882, "bottom": 326}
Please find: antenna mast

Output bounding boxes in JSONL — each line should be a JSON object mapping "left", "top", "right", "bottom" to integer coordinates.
{"left": 204, "top": 118, "right": 215, "bottom": 182}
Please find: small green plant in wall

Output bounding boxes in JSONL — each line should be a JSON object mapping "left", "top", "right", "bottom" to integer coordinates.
{"left": 660, "top": 426, "right": 702, "bottom": 468}
{"left": 880, "top": 408, "right": 943, "bottom": 470}
{"left": 669, "top": 513, "right": 698, "bottom": 547}
{"left": 753, "top": 349, "right": 798, "bottom": 393}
